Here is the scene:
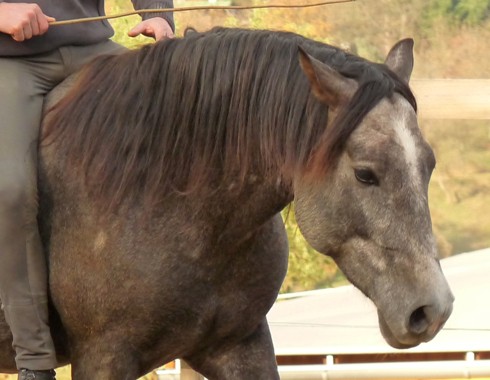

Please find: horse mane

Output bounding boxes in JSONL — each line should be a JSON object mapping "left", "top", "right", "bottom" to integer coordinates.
{"left": 43, "top": 27, "right": 416, "bottom": 211}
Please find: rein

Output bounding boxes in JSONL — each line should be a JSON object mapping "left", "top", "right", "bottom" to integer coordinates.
{"left": 49, "top": 0, "right": 355, "bottom": 26}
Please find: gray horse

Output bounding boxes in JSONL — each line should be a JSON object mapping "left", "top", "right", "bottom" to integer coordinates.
{"left": 0, "top": 28, "right": 453, "bottom": 379}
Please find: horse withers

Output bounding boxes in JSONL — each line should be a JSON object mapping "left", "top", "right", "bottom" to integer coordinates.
{"left": 0, "top": 28, "right": 453, "bottom": 379}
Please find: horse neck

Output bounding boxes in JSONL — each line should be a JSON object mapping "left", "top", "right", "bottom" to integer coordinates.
{"left": 198, "top": 174, "right": 293, "bottom": 246}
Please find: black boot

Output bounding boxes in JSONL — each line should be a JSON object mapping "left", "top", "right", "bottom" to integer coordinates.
{"left": 18, "top": 369, "right": 56, "bottom": 380}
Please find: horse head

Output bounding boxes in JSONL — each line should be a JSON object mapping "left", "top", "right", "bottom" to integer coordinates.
{"left": 294, "top": 39, "right": 454, "bottom": 348}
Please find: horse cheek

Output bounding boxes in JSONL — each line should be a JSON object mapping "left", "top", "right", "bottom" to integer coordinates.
{"left": 294, "top": 184, "right": 343, "bottom": 256}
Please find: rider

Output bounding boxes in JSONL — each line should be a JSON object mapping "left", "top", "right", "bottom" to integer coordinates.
{"left": 0, "top": 1, "right": 174, "bottom": 379}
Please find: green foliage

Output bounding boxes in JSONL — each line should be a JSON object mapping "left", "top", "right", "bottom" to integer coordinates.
{"left": 243, "top": 0, "right": 333, "bottom": 43}
{"left": 280, "top": 208, "right": 347, "bottom": 293}
{"left": 422, "top": 0, "right": 490, "bottom": 27}
{"left": 455, "top": 0, "right": 490, "bottom": 24}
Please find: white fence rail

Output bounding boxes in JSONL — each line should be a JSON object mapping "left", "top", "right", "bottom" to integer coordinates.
{"left": 411, "top": 79, "right": 490, "bottom": 120}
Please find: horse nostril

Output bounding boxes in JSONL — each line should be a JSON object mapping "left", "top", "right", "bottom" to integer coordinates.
{"left": 409, "top": 306, "right": 430, "bottom": 335}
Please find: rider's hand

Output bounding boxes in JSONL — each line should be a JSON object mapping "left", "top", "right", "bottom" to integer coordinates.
{"left": 128, "top": 17, "right": 174, "bottom": 41}
{"left": 0, "top": 3, "right": 55, "bottom": 42}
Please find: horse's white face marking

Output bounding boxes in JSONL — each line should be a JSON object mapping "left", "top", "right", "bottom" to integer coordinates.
{"left": 393, "top": 99, "right": 420, "bottom": 188}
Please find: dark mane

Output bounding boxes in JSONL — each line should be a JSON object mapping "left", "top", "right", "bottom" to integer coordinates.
{"left": 43, "top": 27, "right": 416, "bottom": 210}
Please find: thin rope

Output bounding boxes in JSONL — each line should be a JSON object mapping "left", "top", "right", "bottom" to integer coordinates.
{"left": 49, "top": 0, "right": 355, "bottom": 26}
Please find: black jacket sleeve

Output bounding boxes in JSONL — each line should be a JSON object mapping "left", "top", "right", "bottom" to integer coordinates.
{"left": 132, "top": 0, "right": 175, "bottom": 32}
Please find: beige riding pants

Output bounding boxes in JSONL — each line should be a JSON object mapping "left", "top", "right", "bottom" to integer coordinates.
{"left": 0, "top": 40, "right": 125, "bottom": 370}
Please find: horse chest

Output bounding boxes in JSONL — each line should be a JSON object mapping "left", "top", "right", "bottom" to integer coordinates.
{"left": 47, "top": 207, "right": 288, "bottom": 363}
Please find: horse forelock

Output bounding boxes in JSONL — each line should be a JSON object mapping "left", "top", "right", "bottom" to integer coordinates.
{"left": 43, "top": 27, "right": 415, "bottom": 211}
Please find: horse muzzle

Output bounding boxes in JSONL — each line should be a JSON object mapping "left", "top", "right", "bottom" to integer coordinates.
{"left": 377, "top": 294, "right": 454, "bottom": 349}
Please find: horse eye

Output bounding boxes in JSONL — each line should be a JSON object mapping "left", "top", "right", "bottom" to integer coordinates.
{"left": 354, "top": 168, "right": 379, "bottom": 186}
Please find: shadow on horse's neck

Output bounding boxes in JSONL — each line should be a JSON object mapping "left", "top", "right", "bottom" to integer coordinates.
{"left": 212, "top": 175, "right": 293, "bottom": 248}
{"left": 169, "top": 173, "right": 293, "bottom": 247}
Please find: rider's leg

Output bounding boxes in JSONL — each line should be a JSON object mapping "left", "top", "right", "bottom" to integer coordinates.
{"left": 0, "top": 53, "right": 63, "bottom": 371}
{"left": 0, "top": 40, "right": 124, "bottom": 372}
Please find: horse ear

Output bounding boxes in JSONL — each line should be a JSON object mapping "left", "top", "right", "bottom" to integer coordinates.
{"left": 384, "top": 38, "right": 414, "bottom": 84}
{"left": 298, "top": 47, "right": 355, "bottom": 107}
